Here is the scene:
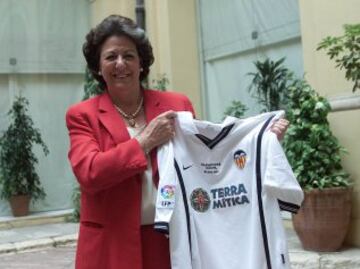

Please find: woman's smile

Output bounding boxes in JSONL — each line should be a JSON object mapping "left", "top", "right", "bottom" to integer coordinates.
{"left": 99, "top": 35, "right": 141, "bottom": 90}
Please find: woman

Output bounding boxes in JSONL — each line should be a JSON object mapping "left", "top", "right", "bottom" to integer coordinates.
{"left": 66, "top": 15, "right": 289, "bottom": 269}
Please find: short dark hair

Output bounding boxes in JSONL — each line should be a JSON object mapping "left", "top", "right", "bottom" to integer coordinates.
{"left": 82, "top": 14, "right": 154, "bottom": 90}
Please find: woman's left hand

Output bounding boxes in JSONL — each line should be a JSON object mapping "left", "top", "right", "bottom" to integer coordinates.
{"left": 270, "top": 118, "right": 289, "bottom": 140}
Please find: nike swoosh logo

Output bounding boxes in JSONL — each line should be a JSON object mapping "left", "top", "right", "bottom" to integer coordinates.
{"left": 183, "top": 164, "right": 193, "bottom": 170}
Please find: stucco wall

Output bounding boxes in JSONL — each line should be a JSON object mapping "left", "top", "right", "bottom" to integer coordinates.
{"left": 90, "top": 0, "right": 136, "bottom": 26}
{"left": 299, "top": 0, "right": 360, "bottom": 246}
{"left": 145, "top": 0, "right": 203, "bottom": 117}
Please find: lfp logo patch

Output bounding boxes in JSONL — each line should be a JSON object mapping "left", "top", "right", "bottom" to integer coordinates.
{"left": 161, "top": 185, "right": 175, "bottom": 199}
{"left": 234, "top": 150, "right": 247, "bottom": 169}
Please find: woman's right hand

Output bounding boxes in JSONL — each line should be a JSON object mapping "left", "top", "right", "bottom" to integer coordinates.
{"left": 136, "top": 110, "right": 177, "bottom": 154}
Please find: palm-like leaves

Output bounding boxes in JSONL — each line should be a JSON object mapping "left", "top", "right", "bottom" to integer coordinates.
{"left": 248, "top": 58, "right": 293, "bottom": 112}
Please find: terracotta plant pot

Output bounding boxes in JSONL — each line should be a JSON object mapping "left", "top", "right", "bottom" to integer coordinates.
{"left": 9, "top": 195, "right": 31, "bottom": 217}
{"left": 292, "top": 187, "right": 352, "bottom": 252}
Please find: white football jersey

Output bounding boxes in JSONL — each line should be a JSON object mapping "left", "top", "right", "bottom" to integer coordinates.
{"left": 155, "top": 111, "right": 303, "bottom": 269}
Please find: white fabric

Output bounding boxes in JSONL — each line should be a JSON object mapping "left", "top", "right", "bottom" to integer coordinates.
{"left": 0, "top": 0, "right": 88, "bottom": 73}
{"left": 0, "top": 1, "right": 89, "bottom": 216}
{"left": 127, "top": 126, "right": 156, "bottom": 225}
{"left": 155, "top": 111, "right": 303, "bottom": 269}
{"left": 198, "top": 0, "right": 304, "bottom": 121}
{"left": 199, "top": 0, "right": 301, "bottom": 60}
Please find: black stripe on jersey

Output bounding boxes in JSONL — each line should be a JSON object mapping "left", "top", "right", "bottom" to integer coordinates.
{"left": 154, "top": 222, "right": 169, "bottom": 234}
{"left": 195, "top": 123, "right": 235, "bottom": 149}
{"left": 256, "top": 115, "right": 275, "bottom": 269}
{"left": 278, "top": 199, "right": 301, "bottom": 214}
{"left": 195, "top": 134, "right": 211, "bottom": 145}
{"left": 174, "top": 159, "right": 192, "bottom": 257}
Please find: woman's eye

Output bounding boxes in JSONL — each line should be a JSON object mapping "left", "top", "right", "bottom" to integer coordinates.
{"left": 124, "top": 54, "right": 134, "bottom": 59}
{"left": 106, "top": 55, "right": 116, "bottom": 60}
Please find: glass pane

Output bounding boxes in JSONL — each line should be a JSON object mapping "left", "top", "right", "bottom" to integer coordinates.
{"left": 0, "top": 0, "right": 90, "bottom": 216}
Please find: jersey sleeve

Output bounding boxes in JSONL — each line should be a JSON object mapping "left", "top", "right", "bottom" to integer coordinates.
{"left": 263, "top": 132, "right": 304, "bottom": 213}
{"left": 154, "top": 141, "right": 177, "bottom": 234}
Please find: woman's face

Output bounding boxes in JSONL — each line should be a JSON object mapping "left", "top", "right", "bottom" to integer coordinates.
{"left": 99, "top": 35, "right": 141, "bottom": 92}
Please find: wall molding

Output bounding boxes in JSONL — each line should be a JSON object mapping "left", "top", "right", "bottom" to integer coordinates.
{"left": 329, "top": 94, "right": 360, "bottom": 112}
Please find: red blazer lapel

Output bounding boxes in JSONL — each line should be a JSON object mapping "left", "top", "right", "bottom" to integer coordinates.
{"left": 97, "top": 90, "right": 170, "bottom": 188}
{"left": 97, "top": 90, "right": 165, "bottom": 187}
{"left": 98, "top": 93, "right": 130, "bottom": 144}
{"left": 143, "top": 89, "right": 163, "bottom": 123}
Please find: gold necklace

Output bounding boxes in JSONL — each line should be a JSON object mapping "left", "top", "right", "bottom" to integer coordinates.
{"left": 115, "top": 96, "right": 144, "bottom": 127}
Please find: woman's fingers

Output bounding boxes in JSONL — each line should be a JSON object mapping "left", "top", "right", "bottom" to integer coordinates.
{"left": 137, "top": 111, "right": 178, "bottom": 153}
{"left": 163, "top": 110, "right": 177, "bottom": 120}
{"left": 271, "top": 118, "right": 290, "bottom": 140}
{"left": 158, "top": 110, "right": 177, "bottom": 134}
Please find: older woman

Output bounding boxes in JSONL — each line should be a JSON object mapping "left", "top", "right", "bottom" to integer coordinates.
{"left": 66, "top": 14, "right": 288, "bottom": 269}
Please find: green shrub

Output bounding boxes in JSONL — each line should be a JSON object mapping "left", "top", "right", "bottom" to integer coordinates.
{"left": 223, "top": 100, "right": 248, "bottom": 119}
{"left": 82, "top": 68, "right": 104, "bottom": 100}
{"left": 151, "top": 73, "right": 169, "bottom": 91}
{"left": 283, "top": 80, "right": 351, "bottom": 190}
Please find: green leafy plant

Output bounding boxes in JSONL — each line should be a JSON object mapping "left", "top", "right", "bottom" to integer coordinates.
{"left": 223, "top": 100, "right": 248, "bottom": 119}
{"left": 82, "top": 68, "right": 104, "bottom": 100}
{"left": 151, "top": 73, "right": 169, "bottom": 91}
{"left": 283, "top": 80, "right": 351, "bottom": 190}
{"left": 0, "top": 96, "right": 49, "bottom": 201}
{"left": 317, "top": 24, "right": 360, "bottom": 92}
{"left": 71, "top": 185, "right": 81, "bottom": 222}
{"left": 248, "top": 58, "right": 294, "bottom": 112}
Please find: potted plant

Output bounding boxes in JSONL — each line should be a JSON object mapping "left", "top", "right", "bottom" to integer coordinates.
{"left": 283, "top": 80, "right": 352, "bottom": 251}
{"left": 317, "top": 23, "right": 360, "bottom": 92}
{"left": 0, "top": 96, "right": 49, "bottom": 217}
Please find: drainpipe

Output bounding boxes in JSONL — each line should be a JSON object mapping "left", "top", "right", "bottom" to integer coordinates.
{"left": 135, "top": 0, "right": 145, "bottom": 30}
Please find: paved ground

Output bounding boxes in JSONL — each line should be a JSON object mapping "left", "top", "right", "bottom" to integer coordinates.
{"left": 0, "top": 220, "right": 77, "bottom": 269}
{"left": 1, "top": 222, "right": 360, "bottom": 269}
{"left": 0, "top": 244, "right": 75, "bottom": 269}
{"left": 0, "top": 223, "right": 78, "bottom": 246}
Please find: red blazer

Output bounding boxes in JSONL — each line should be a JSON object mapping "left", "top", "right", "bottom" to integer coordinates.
{"left": 66, "top": 89, "right": 195, "bottom": 269}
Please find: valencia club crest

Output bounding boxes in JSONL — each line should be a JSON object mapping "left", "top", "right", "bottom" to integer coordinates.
{"left": 234, "top": 150, "right": 247, "bottom": 169}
